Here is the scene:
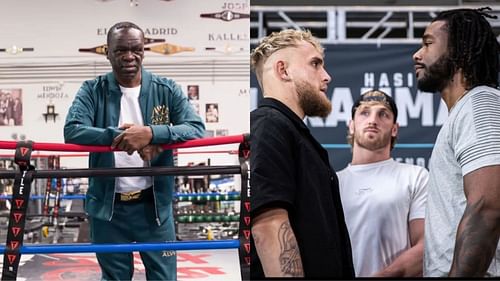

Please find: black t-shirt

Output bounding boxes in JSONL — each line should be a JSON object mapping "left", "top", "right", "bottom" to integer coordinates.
{"left": 250, "top": 98, "right": 354, "bottom": 279}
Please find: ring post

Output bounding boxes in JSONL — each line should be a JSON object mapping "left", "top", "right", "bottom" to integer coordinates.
{"left": 1, "top": 141, "right": 35, "bottom": 281}
{"left": 238, "top": 134, "right": 250, "bottom": 280}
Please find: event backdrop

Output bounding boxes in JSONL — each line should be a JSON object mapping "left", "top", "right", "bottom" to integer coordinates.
{"left": 250, "top": 44, "right": 445, "bottom": 170}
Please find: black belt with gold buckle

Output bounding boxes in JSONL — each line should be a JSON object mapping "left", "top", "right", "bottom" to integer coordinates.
{"left": 116, "top": 187, "right": 152, "bottom": 203}
{"left": 120, "top": 190, "right": 141, "bottom": 201}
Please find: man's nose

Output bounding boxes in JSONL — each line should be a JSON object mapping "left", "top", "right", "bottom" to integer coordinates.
{"left": 413, "top": 48, "right": 423, "bottom": 62}
{"left": 322, "top": 68, "right": 332, "bottom": 83}
{"left": 122, "top": 51, "right": 135, "bottom": 60}
{"left": 368, "top": 113, "right": 379, "bottom": 125}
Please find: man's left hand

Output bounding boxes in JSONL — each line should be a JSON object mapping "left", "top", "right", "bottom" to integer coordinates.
{"left": 112, "top": 124, "right": 153, "bottom": 154}
{"left": 138, "top": 145, "right": 164, "bottom": 161}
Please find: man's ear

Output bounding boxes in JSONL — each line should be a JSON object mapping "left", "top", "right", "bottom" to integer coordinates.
{"left": 105, "top": 45, "right": 110, "bottom": 60}
{"left": 276, "top": 60, "right": 291, "bottom": 81}
{"left": 392, "top": 122, "right": 399, "bottom": 138}
{"left": 348, "top": 119, "right": 354, "bottom": 135}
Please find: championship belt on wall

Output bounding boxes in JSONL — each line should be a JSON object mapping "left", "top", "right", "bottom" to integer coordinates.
{"left": 0, "top": 46, "right": 34, "bottom": 55}
{"left": 200, "top": 10, "right": 250, "bottom": 22}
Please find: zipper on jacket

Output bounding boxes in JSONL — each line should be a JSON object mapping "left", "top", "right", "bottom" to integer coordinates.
{"left": 149, "top": 160, "right": 161, "bottom": 226}
{"left": 152, "top": 180, "right": 161, "bottom": 226}
{"left": 109, "top": 190, "right": 116, "bottom": 221}
{"left": 109, "top": 154, "right": 117, "bottom": 221}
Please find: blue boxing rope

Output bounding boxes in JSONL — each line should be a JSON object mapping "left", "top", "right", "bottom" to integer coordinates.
{"left": 0, "top": 239, "right": 240, "bottom": 254}
{"left": 0, "top": 192, "right": 242, "bottom": 201}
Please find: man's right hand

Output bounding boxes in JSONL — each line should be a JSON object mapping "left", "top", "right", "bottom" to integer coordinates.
{"left": 111, "top": 123, "right": 153, "bottom": 154}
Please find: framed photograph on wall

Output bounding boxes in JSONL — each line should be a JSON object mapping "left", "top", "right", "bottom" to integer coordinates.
{"left": 187, "top": 85, "right": 199, "bottom": 100}
{"left": 205, "top": 103, "right": 219, "bottom": 123}
{"left": 0, "top": 88, "right": 22, "bottom": 126}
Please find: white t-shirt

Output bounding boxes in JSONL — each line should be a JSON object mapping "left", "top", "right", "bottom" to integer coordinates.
{"left": 114, "top": 85, "right": 152, "bottom": 193}
{"left": 338, "top": 158, "right": 428, "bottom": 276}
{"left": 424, "top": 86, "right": 500, "bottom": 277}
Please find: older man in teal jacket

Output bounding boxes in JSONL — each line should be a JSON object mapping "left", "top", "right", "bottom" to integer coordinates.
{"left": 64, "top": 22, "right": 204, "bottom": 281}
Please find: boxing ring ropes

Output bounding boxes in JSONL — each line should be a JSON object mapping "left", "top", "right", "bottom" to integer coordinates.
{"left": 0, "top": 134, "right": 250, "bottom": 280}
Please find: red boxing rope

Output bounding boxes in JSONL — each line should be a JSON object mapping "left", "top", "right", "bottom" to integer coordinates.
{"left": 0, "top": 134, "right": 245, "bottom": 152}
{"left": 0, "top": 150, "right": 239, "bottom": 158}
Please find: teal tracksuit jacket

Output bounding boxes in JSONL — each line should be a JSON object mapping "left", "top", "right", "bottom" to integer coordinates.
{"left": 64, "top": 69, "right": 205, "bottom": 224}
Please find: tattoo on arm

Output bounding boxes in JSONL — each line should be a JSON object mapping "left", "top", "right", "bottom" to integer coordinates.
{"left": 451, "top": 198, "right": 500, "bottom": 277}
{"left": 278, "top": 222, "right": 304, "bottom": 277}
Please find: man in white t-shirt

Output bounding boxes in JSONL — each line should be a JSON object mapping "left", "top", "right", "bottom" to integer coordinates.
{"left": 413, "top": 8, "right": 500, "bottom": 277}
{"left": 64, "top": 22, "right": 204, "bottom": 281}
{"left": 337, "top": 90, "right": 428, "bottom": 277}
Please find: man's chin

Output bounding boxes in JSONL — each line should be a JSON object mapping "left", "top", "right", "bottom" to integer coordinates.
{"left": 416, "top": 82, "right": 439, "bottom": 93}
{"left": 356, "top": 138, "right": 387, "bottom": 151}
{"left": 416, "top": 76, "right": 438, "bottom": 93}
{"left": 119, "top": 71, "right": 140, "bottom": 78}
{"left": 307, "top": 107, "right": 331, "bottom": 118}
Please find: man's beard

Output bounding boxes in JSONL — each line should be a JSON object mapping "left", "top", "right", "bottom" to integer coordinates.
{"left": 417, "top": 53, "right": 455, "bottom": 93}
{"left": 296, "top": 80, "right": 332, "bottom": 118}
{"left": 353, "top": 125, "right": 393, "bottom": 151}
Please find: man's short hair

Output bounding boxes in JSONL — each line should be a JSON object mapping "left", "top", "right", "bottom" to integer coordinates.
{"left": 348, "top": 90, "right": 398, "bottom": 149}
{"left": 107, "top": 21, "right": 144, "bottom": 46}
{"left": 351, "top": 90, "right": 398, "bottom": 122}
{"left": 250, "top": 29, "right": 323, "bottom": 88}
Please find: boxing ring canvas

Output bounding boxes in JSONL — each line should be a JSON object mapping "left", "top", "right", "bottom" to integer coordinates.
{"left": 0, "top": 249, "right": 241, "bottom": 281}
